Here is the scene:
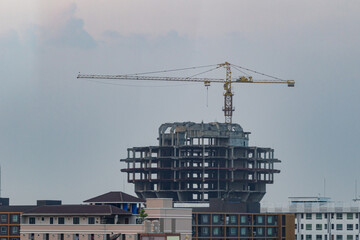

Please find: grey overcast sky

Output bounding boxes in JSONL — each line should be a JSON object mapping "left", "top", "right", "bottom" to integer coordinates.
{"left": 1, "top": 0, "right": 360, "bottom": 205}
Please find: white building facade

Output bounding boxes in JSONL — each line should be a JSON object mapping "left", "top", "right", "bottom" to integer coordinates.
{"left": 261, "top": 197, "right": 360, "bottom": 240}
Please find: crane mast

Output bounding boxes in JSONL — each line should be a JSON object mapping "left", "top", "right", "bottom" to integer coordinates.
{"left": 77, "top": 62, "right": 294, "bottom": 123}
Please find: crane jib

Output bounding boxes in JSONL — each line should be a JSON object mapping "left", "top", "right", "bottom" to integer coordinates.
{"left": 77, "top": 62, "right": 294, "bottom": 123}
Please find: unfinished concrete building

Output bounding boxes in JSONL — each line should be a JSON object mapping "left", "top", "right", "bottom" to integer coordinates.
{"left": 120, "top": 122, "right": 280, "bottom": 204}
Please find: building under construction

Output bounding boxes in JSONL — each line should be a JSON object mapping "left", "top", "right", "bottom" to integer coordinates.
{"left": 120, "top": 121, "right": 280, "bottom": 205}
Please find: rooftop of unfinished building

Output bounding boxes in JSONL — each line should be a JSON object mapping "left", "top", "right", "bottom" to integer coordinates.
{"left": 159, "top": 121, "right": 250, "bottom": 135}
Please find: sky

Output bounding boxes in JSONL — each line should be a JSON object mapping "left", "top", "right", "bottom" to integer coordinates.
{"left": 1, "top": 0, "right": 360, "bottom": 205}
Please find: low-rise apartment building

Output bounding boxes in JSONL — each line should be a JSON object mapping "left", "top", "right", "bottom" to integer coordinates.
{"left": 261, "top": 197, "right": 360, "bottom": 240}
{"left": 20, "top": 198, "right": 192, "bottom": 240}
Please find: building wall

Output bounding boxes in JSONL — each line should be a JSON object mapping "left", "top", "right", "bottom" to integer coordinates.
{"left": 262, "top": 200, "right": 360, "bottom": 239}
{"left": 0, "top": 212, "right": 21, "bottom": 240}
{"left": 145, "top": 199, "right": 192, "bottom": 240}
{"left": 294, "top": 212, "right": 360, "bottom": 240}
{"left": 20, "top": 224, "right": 144, "bottom": 240}
{"left": 192, "top": 212, "right": 294, "bottom": 240}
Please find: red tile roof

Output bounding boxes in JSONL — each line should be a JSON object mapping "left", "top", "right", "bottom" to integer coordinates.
{"left": 22, "top": 205, "right": 132, "bottom": 216}
{"left": 84, "top": 192, "right": 144, "bottom": 203}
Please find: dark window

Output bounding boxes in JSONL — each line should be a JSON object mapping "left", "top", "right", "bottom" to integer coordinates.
{"left": 227, "top": 227, "right": 237, "bottom": 236}
{"left": 58, "top": 217, "right": 65, "bottom": 224}
{"left": 306, "top": 213, "right": 312, "bottom": 220}
{"left": 50, "top": 217, "right": 53, "bottom": 224}
{"left": 1, "top": 226, "right": 7, "bottom": 234}
{"left": 212, "top": 227, "right": 221, "bottom": 236}
{"left": 229, "top": 215, "right": 237, "bottom": 224}
{"left": 73, "top": 217, "right": 80, "bottom": 224}
{"left": 256, "top": 227, "right": 265, "bottom": 236}
{"left": 212, "top": 215, "right": 221, "bottom": 224}
{"left": 59, "top": 234, "right": 64, "bottom": 240}
{"left": 347, "top": 224, "right": 353, "bottom": 231}
{"left": 10, "top": 226, "right": 19, "bottom": 235}
{"left": 267, "top": 215, "right": 275, "bottom": 225}
{"left": 267, "top": 227, "right": 275, "bottom": 236}
{"left": 199, "top": 215, "right": 209, "bottom": 224}
{"left": 88, "top": 217, "right": 95, "bottom": 224}
{"left": 198, "top": 227, "right": 209, "bottom": 237}
{"left": 45, "top": 234, "right": 49, "bottom": 240}
{"left": 0, "top": 215, "right": 7, "bottom": 223}
{"left": 11, "top": 215, "right": 19, "bottom": 224}
{"left": 336, "top": 224, "right": 343, "bottom": 231}
{"left": 29, "top": 217, "right": 36, "bottom": 224}
{"left": 240, "top": 227, "right": 247, "bottom": 236}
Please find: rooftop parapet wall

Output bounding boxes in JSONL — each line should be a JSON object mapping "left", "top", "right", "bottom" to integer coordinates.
{"left": 158, "top": 122, "right": 250, "bottom": 147}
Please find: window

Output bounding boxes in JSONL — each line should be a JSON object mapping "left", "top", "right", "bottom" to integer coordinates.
{"left": 228, "top": 227, "right": 237, "bottom": 236}
{"left": 347, "top": 213, "right": 353, "bottom": 220}
{"left": 316, "top": 224, "right": 322, "bottom": 230}
{"left": 316, "top": 235, "right": 322, "bottom": 240}
{"left": 347, "top": 235, "right": 353, "bottom": 240}
{"left": 347, "top": 224, "right": 353, "bottom": 231}
{"left": 356, "top": 224, "right": 359, "bottom": 230}
{"left": 267, "top": 215, "right": 274, "bottom": 224}
{"left": 1, "top": 226, "right": 7, "bottom": 234}
{"left": 316, "top": 213, "right": 322, "bottom": 219}
{"left": 336, "top": 224, "right": 343, "bottom": 231}
{"left": 240, "top": 227, "right": 247, "bottom": 236}
{"left": 257, "top": 215, "right": 264, "bottom": 224}
{"left": 336, "top": 235, "right": 343, "bottom": 240}
{"left": 88, "top": 217, "right": 95, "bottom": 224}
{"left": 29, "top": 217, "right": 36, "bottom": 224}
{"left": 212, "top": 215, "right": 220, "bottom": 224}
{"left": 212, "top": 227, "right": 220, "bottom": 236}
{"left": 50, "top": 217, "right": 53, "bottom": 224}
{"left": 325, "top": 224, "right": 328, "bottom": 229}
{"left": 306, "top": 213, "right": 312, "bottom": 220}
{"left": 256, "top": 227, "right": 264, "bottom": 236}
{"left": 306, "top": 224, "right": 312, "bottom": 230}
{"left": 267, "top": 227, "right": 274, "bottom": 236}
{"left": 229, "top": 215, "right": 237, "bottom": 224}
{"left": 73, "top": 217, "right": 80, "bottom": 225}
{"left": 240, "top": 215, "right": 248, "bottom": 224}
{"left": 306, "top": 235, "right": 312, "bottom": 240}
{"left": 1, "top": 215, "right": 7, "bottom": 223}
{"left": 200, "top": 227, "right": 209, "bottom": 236}
{"left": 11, "top": 226, "right": 19, "bottom": 235}
{"left": 58, "top": 217, "right": 65, "bottom": 224}
{"left": 336, "top": 213, "right": 343, "bottom": 220}
{"left": 11, "top": 215, "right": 19, "bottom": 223}
{"left": 301, "top": 224, "right": 304, "bottom": 229}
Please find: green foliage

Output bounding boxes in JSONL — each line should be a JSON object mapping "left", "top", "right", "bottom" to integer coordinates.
{"left": 139, "top": 208, "right": 148, "bottom": 221}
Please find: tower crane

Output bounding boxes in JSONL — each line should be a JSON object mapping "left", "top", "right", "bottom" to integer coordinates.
{"left": 77, "top": 62, "right": 294, "bottom": 124}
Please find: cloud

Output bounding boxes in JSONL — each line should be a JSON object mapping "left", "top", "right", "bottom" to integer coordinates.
{"left": 45, "top": 17, "right": 97, "bottom": 49}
